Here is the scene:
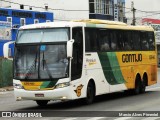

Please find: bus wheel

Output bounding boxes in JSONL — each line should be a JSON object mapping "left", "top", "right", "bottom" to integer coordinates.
{"left": 36, "top": 100, "right": 48, "bottom": 107}
{"left": 134, "top": 77, "right": 141, "bottom": 95}
{"left": 85, "top": 81, "right": 95, "bottom": 104}
{"left": 140, "top": 80, "right": 146, "bottom": 93}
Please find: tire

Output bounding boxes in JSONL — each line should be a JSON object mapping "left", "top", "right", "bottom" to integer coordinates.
{"left": 140, "top": 80, "right": 146, "bottom": 93}
{"left": 84, "top": 81, "right": 95, "bottom": 104}
{"left": 134, "top": 78, "right": 141, "bottom": 95}
{"left": 36, "top": 100, "right": 48, "bottom": 107}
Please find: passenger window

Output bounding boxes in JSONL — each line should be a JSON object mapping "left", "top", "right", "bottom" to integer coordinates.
{"left": 148, "top": 32, "right": 155, "bottom": 50}
{"left": 124, "top": 31, "right": 132, "bottom": 50}
{"left": 110, "top": 30, "right": 117, "bottom": 50}
{"left": 141, "top": 32, "right": 149, "bottom": 50}
{"left": 85, "top": 28, "right": 99, "bottom": 51}
{"left": 133, "top": 31, "right": 141, "bottom": 50}
{"left": 99, "top": 29, "right": 111, "bottom": 51}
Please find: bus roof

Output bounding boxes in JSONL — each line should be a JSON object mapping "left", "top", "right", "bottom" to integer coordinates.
{"left": 74, "top": 19, "right": 127, "bottom": 26}
{"left": 19, "top": 19, "right": 154, "bottom": 32}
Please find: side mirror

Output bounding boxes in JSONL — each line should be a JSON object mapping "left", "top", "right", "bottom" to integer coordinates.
{"left": 67, "top": 39, "right": 74, "bottom": 58}
{"left": 3, "top": 41, "right": 15, "bottom": 60}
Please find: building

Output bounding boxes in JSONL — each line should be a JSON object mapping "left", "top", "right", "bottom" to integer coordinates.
{"left": 0, "top": 8, "right": 53, "bottom": 57}
{"left": 0, "top": 0, "right": 126, "bottom": 22}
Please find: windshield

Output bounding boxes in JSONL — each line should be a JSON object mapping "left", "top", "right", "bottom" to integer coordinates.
{"left": 16, "top": 28, "right": 69, "bottom": 43}
{"left": 14, "top": 44, "right": 68, "bottom": 80}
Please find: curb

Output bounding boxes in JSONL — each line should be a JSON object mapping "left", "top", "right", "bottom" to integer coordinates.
{"left": 0, "top": 86, "right": 14, "bottom": 92}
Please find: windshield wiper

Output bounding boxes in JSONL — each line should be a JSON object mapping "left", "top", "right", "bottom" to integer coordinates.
{"left": 42, "top": 51, "right": 53, "bottom": 79}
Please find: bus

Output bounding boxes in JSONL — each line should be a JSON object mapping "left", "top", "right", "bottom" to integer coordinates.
{"left": 3, "top": 19, "right": 157, "bottom": 106}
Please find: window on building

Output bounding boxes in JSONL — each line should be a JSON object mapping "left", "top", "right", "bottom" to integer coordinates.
{"left": 7, "top": 17, "right": 12, "bottom": 23}
{"left": 20, "top": 4, "right": 24, "bottom": 9}
{"left": 20, "top": 18, "right": 26, "bottom": 26}
{"left": 7, "top": 17, "right": 12, "bottom": 26}
{"left": 90, "top": 0, "right": 112, "bottom": 15}
{"left": 89, "top": 0, "right": 95, "bottom": 13}
{"left": 34, "top": 19, "right": 39, "bottom": 24}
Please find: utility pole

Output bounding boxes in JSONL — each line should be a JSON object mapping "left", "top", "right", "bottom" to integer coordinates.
{"left": 119, "top": 2, "right": 123, "bottom": 22}
{"left": 131, "top": 1, "right": 136, "bottom": 25}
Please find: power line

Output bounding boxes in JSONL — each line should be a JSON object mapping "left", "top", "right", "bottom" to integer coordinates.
{"left": 1, "top": 0, "right": 160, "bottom": 14}
{"left": 1, "top": 0, "right": 160, "bottom": 21}
{"left": 0, "top": 0, "right": 89, "bottom": 11}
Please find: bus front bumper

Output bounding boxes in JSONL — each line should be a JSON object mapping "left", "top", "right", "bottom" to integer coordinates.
{"left": 14, "top": 87, "right": 73, "bottom": 101}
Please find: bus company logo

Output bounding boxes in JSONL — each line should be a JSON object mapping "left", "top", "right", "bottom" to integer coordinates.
{"left": 2, "top": 112, "right": 11, "bottom": 117}
{"left": 122, "top": 54, "right": 142, "bottom": 63}
{"left": 86, "top": 58, "right": 96, "bottom": 66}
{"left": 74, "top": 84, "right": 84, "bottom": 97}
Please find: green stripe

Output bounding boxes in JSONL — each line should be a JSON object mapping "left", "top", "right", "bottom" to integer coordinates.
{"left": 40, "top": 80, "right": 58, "bottom": 89}
{"left": 98, "top": 52, "right": 126, "bottom": 85}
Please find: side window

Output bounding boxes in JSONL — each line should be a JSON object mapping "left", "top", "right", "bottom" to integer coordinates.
{"left": 71, "top": 27, "right": 83, "bottom": 80}
{"left": 133, "top": 31, "right": 141, "bottom": 50}
{"left": 117, "top": 31, "right": 124, "bottom": 50}
{"left": 85, "top": 28, "right": 99, "bottom": 51}
{"left": 110, "top": 30, "right": 117, "bottom": 50}
{"left": 99, "top": 29, "right": 111, "bottom": 51}
{"left": 124, "top": 31, "right": 133, "bottom": 50}
{"left": 141, "top": 32, "right": 149, "bottom": 50}
{"left": 148, "top": 32, "right": 155, "bottom": 50}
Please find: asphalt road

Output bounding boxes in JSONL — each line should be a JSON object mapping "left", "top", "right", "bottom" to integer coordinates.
{"left": 1, "top": 69, "right": 160, "bottom": 120}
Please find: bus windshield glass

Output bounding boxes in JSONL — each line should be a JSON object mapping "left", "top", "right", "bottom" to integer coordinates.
{"left": 14, "top": 28, "right": 69, "bottom": 80}
{"left": 16, "top": 28, "right": 69, "bottom": 43}
{"left": 14, "top": 44, "right": 68, "bottom": 80}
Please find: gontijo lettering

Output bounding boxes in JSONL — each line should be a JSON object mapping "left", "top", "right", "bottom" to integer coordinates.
{"left": 122, "top": 54, "right": 142, "bottom": 63}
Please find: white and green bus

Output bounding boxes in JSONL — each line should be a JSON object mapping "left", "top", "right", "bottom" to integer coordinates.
{"left": 4, "top": 19, "right": 157, "bottom": 106}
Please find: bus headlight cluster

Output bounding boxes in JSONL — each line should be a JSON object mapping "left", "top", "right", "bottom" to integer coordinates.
{"left": 13, "top": 83, "right": 24, "bottom": 89}
{"left": 55, "top": 82, "right": 70, "bottom": 89}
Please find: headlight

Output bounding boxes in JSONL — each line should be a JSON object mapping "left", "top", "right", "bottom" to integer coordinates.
{"left": 55, "top": 82, "right": 70, "bottom": 89}
{"left": 13, "top": 83, "right": 24, "bottom": 89}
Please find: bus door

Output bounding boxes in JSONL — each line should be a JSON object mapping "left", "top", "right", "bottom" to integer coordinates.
{"left": 71, "top": 27, "right": 83, "bottom": 81}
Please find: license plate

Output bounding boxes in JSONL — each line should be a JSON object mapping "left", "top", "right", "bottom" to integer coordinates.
{"left": 35, "top": 94, "right": 44, "bottom": 97}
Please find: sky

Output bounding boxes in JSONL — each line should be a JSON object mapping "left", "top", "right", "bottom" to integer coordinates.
{"left": 125, "top": 0, "right": 160, "bottom": 20}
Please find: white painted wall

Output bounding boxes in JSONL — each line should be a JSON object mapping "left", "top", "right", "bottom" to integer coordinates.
{"left": 9, "top": 0, "right": 89, "bottom": 21}
{"left": 0, "top": 0, "right": 11, "bottom": 8}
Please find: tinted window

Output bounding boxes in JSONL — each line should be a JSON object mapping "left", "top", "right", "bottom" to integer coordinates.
{"left": 141, "top": 32, "right": 149, "bottom": 50}
{"left": 85, "top": 28, "right": 99, "bottom": 51}
{"left": 148, "top": 32, "right": 155, "bottom": 50}
{"left": 99, "top": 29, "right": 111, "bottom": 51}
{"left": 72, "top": 27, "right": 83, "bottom": 80}
{"left": 133, "top": 31, "right": 141, "bottom": 50}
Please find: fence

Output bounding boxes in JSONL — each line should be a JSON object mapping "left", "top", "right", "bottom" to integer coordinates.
{"left": 0, "top": 58, "right": 13, "bottom": 87}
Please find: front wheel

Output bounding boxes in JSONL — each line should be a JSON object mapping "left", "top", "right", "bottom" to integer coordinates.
{"left": 84, "top": 82, "right": 95, "bottom": 104}
{"left": 36, "top": 100, "right": 48, "bottom": 107}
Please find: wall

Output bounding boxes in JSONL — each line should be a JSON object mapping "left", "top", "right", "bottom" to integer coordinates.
{"left": 10, "top": 0, "right": 89, "bottom": 21}
{"left": 0, "top": 8, "right": 53, "bottom": 57}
